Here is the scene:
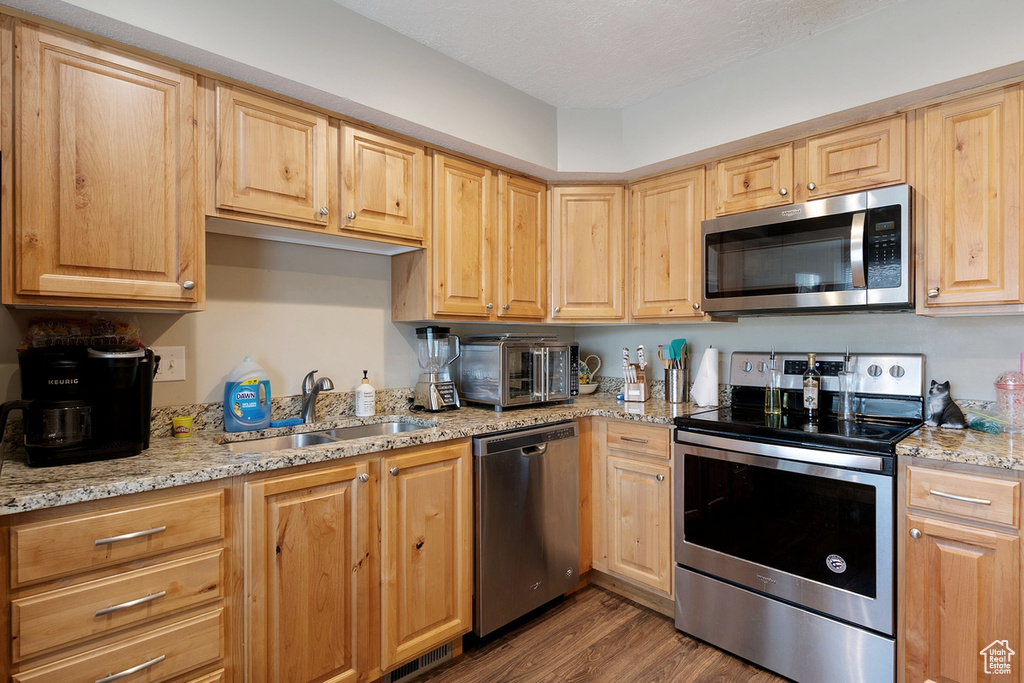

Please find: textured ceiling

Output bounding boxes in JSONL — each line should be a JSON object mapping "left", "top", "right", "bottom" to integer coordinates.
{"left": 332, "top": 0, "right": 903, "bottom": 109}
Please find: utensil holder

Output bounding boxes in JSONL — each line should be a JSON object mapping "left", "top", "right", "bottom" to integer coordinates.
{"left": 666, "top": 367, "right": 688, "bottom": 403}
{"left": 624, "top": 365, "right": 650, "bottom": 402}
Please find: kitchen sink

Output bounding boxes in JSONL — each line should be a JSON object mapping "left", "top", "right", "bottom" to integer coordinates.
{"left": 320, "top": 422, "right": 427, "bottom": 440}
{"left": 221, "top": 420, "right": 435, "bottom": 453}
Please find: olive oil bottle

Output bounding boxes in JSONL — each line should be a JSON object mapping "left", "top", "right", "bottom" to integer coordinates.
{"left": 802, "top": 352, "right": 821, "bottom": 421}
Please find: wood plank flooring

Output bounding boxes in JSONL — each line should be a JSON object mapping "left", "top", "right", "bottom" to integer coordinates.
{"left": 417, "top": 585, "right": 791, "bottom": 682}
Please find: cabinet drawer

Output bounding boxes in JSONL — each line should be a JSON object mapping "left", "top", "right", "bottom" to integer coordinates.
{"left": 12, "top": 608, "right": 224, "bottom": 683}
{"left": 11, "top": 490, "right": 225, "bottom": 587}
{"left": 13, "top": 549, "right": 223, "bottom": 661}
{"left": 907, "top": 466, "right": 1020, "bottom": 527}
{"left": 605, "top": 422, "right": 670, "bottom": 459}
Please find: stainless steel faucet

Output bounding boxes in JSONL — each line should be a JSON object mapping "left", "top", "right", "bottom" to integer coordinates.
{"left": 301, "top": 370, "right": 334, "bottom": 424}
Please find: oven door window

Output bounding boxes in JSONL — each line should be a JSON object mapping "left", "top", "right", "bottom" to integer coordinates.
{"left": 505, "top": 348, "right": 539, "bottom": 400}
{"left": 683, "top": 452, "right": 877, "bottom": 598}
{"left": 705, "top": 212, "right": 856, "bottom": 299}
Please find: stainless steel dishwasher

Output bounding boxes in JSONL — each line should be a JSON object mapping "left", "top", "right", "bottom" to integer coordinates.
{"left": 472, "top": 421, "right": 579, "bottom": 636}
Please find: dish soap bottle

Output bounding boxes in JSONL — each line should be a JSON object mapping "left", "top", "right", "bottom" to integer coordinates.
{"left": 224, "top": 356, "right": 272, "bottom": 432}
{"left": 355, "top": 370, "right": 376, "bottom": 417}
{"left": 802, "top": 352, "right": 821, "bottom": 421}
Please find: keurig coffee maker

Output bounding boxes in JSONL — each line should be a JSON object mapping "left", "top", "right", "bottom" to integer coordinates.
{"left": 0, "top": 345, "right": 157, "bottom": 467}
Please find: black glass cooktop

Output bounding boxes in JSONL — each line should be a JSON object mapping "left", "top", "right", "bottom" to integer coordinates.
{"left": 673, "top": 405, "right": 922, "bottom": 456}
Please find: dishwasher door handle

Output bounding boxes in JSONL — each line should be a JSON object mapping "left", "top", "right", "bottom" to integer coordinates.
{"left": 522, "top": 443, "right": 548, "bottom": 457}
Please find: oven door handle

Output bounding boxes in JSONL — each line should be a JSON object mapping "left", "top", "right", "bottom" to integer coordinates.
{"left": 674, "top": 431, "right": 887, "bottom": 472}
{"left": 850, "top": 211, "right": 867, "bottom": 289}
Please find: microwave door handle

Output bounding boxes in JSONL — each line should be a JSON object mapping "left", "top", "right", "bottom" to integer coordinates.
{"left": 541, "top": 347, "right": 550, "bottom": 401}
{"left": 532, "top": 349, "right": 545, "bottom": 400}
{"left": 850, "top": 212, "right": 867, "bottom": 288}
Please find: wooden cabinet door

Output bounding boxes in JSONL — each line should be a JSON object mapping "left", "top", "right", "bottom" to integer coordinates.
{"left": 921, "top": 86, "right": 1023, "bottom": 309}
{"left": 215, "top": 82, "right": 330, "bottom": 225}
{"left": 380, "top": 442, "right": 472, "bottom": 670}
{"left": 340, "top": 124, "right": 427, "bottom": 244}
{"left": 550, "top": 185, "right": 626, "bottom": 321}
{"left": 245, "top": 462, "right": 372, "bottom": 683}
{"left": 629, "top": 168, "right": 705, "bottom": 320}
{"left": 710, "top": 143, "right": 793, "bottom": 216}
{"left": 799, "top": 115, "right": 906, "bottom": 200}
{"left": 6, "top": 21, "right": 203, "bottom": 310}
{"left": 903, "top": 513, "right": 1020, "bottom": 683}
{"left": 432, "top": 153, "right": 496, "bottom": 318}
{"left": 606, "top": 454, "right": 672, "bottom": 595}
{"left": 496, "top": 172, "right": 547, "bottom": 320}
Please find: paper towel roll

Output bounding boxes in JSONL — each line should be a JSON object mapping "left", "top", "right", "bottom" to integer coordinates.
{"left": 690, "top": 347, "right": 719, "bottom": 407}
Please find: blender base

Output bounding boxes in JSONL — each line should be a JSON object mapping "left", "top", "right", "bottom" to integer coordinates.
{"left": 413, "top": 380, "right": 460, "bottom": 411}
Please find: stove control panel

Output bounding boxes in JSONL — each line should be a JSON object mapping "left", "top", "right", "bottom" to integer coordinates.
{"left": 731, "top": 351, "right": 925, "bottom": 398}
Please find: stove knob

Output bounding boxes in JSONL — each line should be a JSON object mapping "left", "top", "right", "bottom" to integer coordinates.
{"left": 889, "top": 365, "right": 906, "bottom": 379}
{"left": 867, "top": 364, "right": 883, "bottom": 378}
{"left": 742, "top": 361, "right": 753, "bottom": 372}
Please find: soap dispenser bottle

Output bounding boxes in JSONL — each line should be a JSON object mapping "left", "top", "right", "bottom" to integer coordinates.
{"left": 355, "top": 370, "right": 376, "bottom": 417}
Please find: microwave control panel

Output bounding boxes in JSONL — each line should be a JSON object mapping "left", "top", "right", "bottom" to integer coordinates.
{"left": 866, "top": 204, "right": 903, "bottom": 288}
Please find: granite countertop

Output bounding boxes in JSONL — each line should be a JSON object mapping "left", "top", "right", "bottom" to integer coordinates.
{"left": 0, "top": 394, "right": 699, "bottom": 516}
{"left": 4, "top": 392, "right": 1019, "bottom": 516}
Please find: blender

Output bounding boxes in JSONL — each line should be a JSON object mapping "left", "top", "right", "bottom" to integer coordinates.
{"left": 413, "top": 326, "right": 461, "bottom": 411}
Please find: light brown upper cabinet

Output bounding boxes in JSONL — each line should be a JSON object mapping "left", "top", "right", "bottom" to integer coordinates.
{"left": 431, "top": 153, "right": 496, "bottom": 318}
{"left": 795, "top": 115, "right": 906, "bottom": 202}
{"left": 629, "top": 168, "right": 706, "bottom": 321}
{"left": 213, "top": 82, "right": 331, "bottom": 226}
{"left": 919, "top": 85, "right": 1024, "bottom": 312}
{"left": 2, "top": 19, "right": 204, "bottom": 310}
{"left": 708, "top": 143, "right": 794, "bottom": 217}
{"left": 392, "top": 154, "right": 546, "bottom": 321}
{"left": 339, "top": 124, "right": 428, "bottom": 246}
{"left": 550, "top": 185, "right": 626, "bottom": 321}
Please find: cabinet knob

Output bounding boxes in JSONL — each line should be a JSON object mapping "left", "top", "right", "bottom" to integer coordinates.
{"left": 182, "top": 280, "right": 195, "bottom": 290}
{"left": 319, "top": 206, "right": 329, "bottom": 216}
{"left": 389, "top": 467, "right": 400, "bottom": 476}
{"left": 806, "top": 182, "right": 816, "bottom": 191}
{"left": 779, "top": 188, "right": 788, "bottom": 196}
{"left": 692, "top": 302, "right": 700, "bottom": 310}
{"left": 486, "top": 302, "right": 494, "bottom": 310}
{"left": 554, "top": 306, "right": 561, "bottom": 314}
{"left": 503, "top": 304, "right": 510, "bottom": 311}
{"left": 347, "top": 211, "right": 357, "bottom": 220}
{"left": 909, "top": 528, "right": 922, "bottom": 540}
{"left": 656, "top": 474, "right": 665, "bottom": 482}
{"left": 358, "top": 473, "right": 369, "bottom": 483}
{"left": 927, "top": 288, "right": 940, "bottom": 298}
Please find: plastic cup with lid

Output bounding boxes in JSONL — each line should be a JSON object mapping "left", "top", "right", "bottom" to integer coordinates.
{"left": 995, "top": 370, "right": 1024, "bottom": 433}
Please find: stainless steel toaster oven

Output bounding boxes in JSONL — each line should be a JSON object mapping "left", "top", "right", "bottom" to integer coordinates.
{"left": 458, "top": 335, "right": 579, "bottom": 411}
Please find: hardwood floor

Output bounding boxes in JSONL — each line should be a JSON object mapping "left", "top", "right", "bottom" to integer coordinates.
{"left": 417, "top": 585, "right": 790, "bottom": 682}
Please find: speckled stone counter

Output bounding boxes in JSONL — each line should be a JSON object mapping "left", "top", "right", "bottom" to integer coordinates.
{"left": 0, "top": 393, "right": 705, "bottom": 516}
{"left": 897, "top": 426, "right": 1024, "bottom": 472}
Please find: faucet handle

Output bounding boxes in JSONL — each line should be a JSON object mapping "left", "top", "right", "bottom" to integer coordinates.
{"left": 302, "top": 370, "right": 319, "bottom": 395}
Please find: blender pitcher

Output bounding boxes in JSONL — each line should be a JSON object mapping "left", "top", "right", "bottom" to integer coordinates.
{"left": 413, "top": 326, "right": 461, "bottom": 411}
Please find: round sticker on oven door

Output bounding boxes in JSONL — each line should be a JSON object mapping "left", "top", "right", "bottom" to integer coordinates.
{"left": 826, "top": 554, "right": 847, "bottom": 573}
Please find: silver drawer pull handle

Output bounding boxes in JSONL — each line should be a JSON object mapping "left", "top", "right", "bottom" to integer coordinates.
{"left": 94, "top": 526, "right": 167, "bottom": 546}
{"left": 928, "top": 489, "right": 992, "bottom": 506}
{"left": 95, "top": 655, "right": 165, "bottom": 683}
{"left": 620, "top": 437, "right": 648, "bottom": 444}
{"left": 94, "top": 590, "right": 167, "bottom": 617}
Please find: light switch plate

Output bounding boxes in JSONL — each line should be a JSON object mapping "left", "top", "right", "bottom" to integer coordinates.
{"left": 153, "top": 346, "right": 186, "bottom": 382}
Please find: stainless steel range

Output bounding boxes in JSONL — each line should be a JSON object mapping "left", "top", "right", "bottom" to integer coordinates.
{"left": 673, "top": 351, "right": 925, "bottom": 683}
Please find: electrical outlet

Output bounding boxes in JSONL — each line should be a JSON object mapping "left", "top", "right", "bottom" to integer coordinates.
{"left": 153, "top": 346, "right": 186, "bottom": 382}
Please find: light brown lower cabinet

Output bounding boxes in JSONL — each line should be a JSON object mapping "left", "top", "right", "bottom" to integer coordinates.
{"left": 245, "top": 460, "right": 373, "bottom": 683}
{"left": 591, "top": 418, "right": 674, "bottom": 610}
{"left": 901, "top": 462, "right": 1022, "bottom": 683}
{"left": 380, "top": 442, "right": 473, "bottom": 670}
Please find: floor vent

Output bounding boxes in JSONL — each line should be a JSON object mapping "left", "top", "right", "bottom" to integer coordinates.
{"left": 384, "top": 643, "right": 453, "bottom": 683}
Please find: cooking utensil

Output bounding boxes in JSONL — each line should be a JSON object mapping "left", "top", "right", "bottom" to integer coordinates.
{"left": 670, "top": 339, "right": 686, "bottom": 365}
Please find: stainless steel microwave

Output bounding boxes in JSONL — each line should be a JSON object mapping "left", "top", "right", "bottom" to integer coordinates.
{"left": 701, "top": 184, "right": 911, "bottom": 315}
{"left": 458, "top": 335, "right": 579, "bottom": 411}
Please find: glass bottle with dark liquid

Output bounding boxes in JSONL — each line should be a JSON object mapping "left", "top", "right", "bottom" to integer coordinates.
{"left": 803, "top": 352, "right": 821, "bottom": 422}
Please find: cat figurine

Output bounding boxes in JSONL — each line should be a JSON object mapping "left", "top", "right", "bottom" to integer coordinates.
{"left": 925, "top": 380, "right": 968, "bottom": 429}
